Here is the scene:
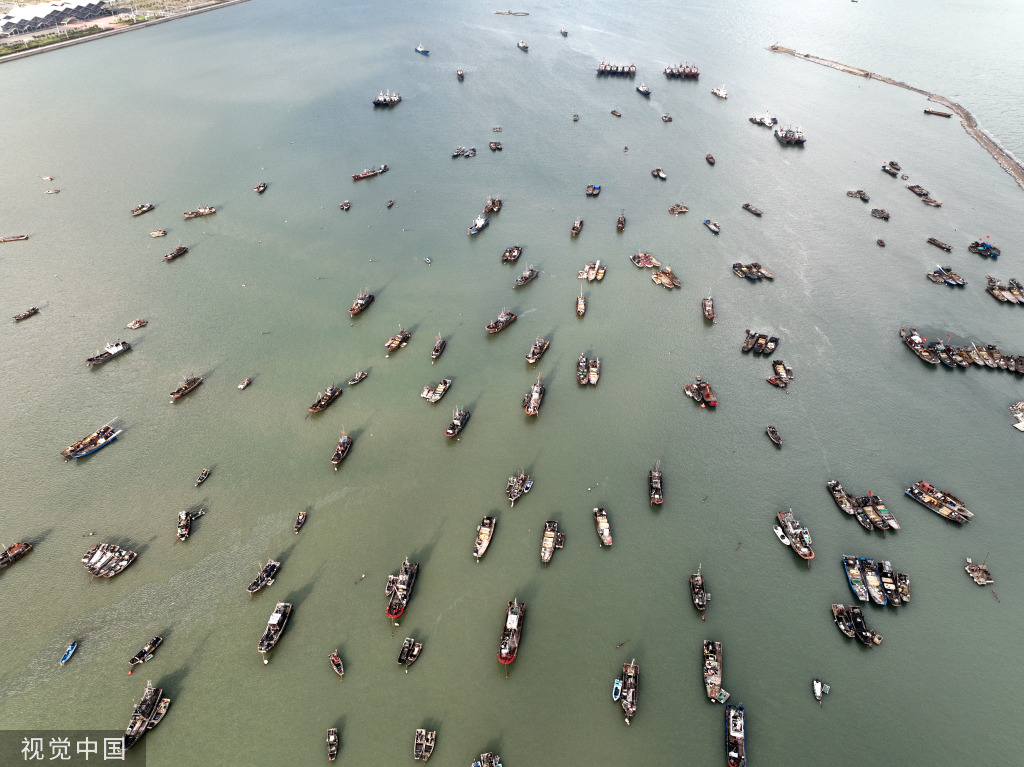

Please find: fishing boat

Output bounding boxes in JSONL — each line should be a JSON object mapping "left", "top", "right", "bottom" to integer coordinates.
{"left": 59, "top": 641, "right": 77, "bottom": 666}
{"left": 706, "top": 154, "right": 716, "bottom": 165}
{"left": 540, "top": 520, "right": 564, "bottom": 563}
{"left": 896, "top": 572, "right": 911, "bottom": 602}
{"left": 445, "top": 406, "right": 470, "bottom": 438}
{"left": 294, "top": 510, "right": 307, "bottom": 533}
{"left": 831, "top": 603, "right": 856, "bottom": 638}
{"left": 617, "top": 211, "right": 626, "bottom": 231}
{"left": 246, "top": 559, "right": 281, "bottom": 594}
{"left": 849, "top": 604, "right": 880, "bottom": 646}
{"left": 846, "top": 189, "right": 870, "bottom": 201}
{"left": 122, "top": 681, "right": 170, "bottom": 751}
{"left": 62, "top": 422, "right": 122, "bottom": 459}
{"left": 407, "top": 643, "right": 424, "bottom": 669}
{"left": 969, "top": 240, "right": 1001, "bottom": 257}
{"left": 331, "top": 431, "right": 353, "bottom": 469}
{"left": 182, "top": 206, "right": 215, "bottom": 218}
{"left": 349, "top": 288, "right": 375, "bottom": 316}
{"left": 561, "top": 25, "right": 567, "bottom": 36}
{"left": 526, "top": 338, "right": 550, "bottom": 364}
{"left": 339, "top": 201, "right": 350, "bottom": 211}
{"left": 764, "top": 336, "right": 780, "bottom": 355}
{"left": 905, "top": 480, "right": 973, "bottom": 524}
{"left": 704, "top": 640, "right": 729, "bottom": 703}
{"left": 163, "top": 245, "right": 188, "bottom": 262}
{"left": 636, "top": 83, "right": 652, "bottom": 96}
{"left": 652, "top": 265, "right": 681, "bottom": 288}
{"left": 498, "top": 599, "right": 526, "bottom": 664}
{"left": 0, "top": 541, "right": 32, "bottom": 570}
{"left": 842, "top": 555, "right": 870, "bottom": 601}
{"left": 329, "top": 650, "right": 344, "bottom": 678}
{"left": 131, "top": 203, "right": 156, "bottom": 217}
{"left": 881, "top": 164, "right": 899, "bottom": 177}
{"left": 457, "top": 68, "right": 464, "bottom": 80}
{"left": 702, "top": 296, "right": 716, "bottom": 320}
{"left": 965, "top": 557, "right": 994, "bottom": 585}
{"left": 651, "top": 167, "right": 666, "bottom": 179}
{"left": 585, "top": 184, "right": 601, "bottom": 196}
{"left": 430, "top": 335, "right": 446, "bottom": 359}
{"left": 899, "top": 327, "right": 941, "bottom": 365}
{"left": 195, "top": 468, "right": 211, "bottom": 486}
{"left": 1, "top": 234, "right": 29, "bottom": 242}
{"left": 502, "top": 245, "right": 523, "bottom": 263}
{"left": 878, "top": 559, "right": 901, "bottom": 606}
{"left": 668, "top": 203, "right": 688, "bottom": 215}
{"left": 258, "top": 602, "right": 292, "bottom": 661}
{"left": 386, "top": 558, "right": 418, "bottom": 619}
{"left": 473, "top": 516, "right": 495, "bottom": 559}
{"left": 421, "top": 378, "right": 452, "bottom": 403}
{"left": 517, "top": 40, "right": 528, "bottom": 51}
{"left": 593, "top": 508, "right": 613, "bottom": 546}
{"left": 81, "top": 543, "right": 137, "bottom": 577}
{"left": 128, "top": 636, "right": 163, "bottom": 672}
{"left": 571, "top": 217, "right": 583, "bottom": 236}
{"left": 468, "top": 215, "right": 489, "bottom": 235}
{"left": 352, "top": 164, "right": 389, "bottom": 181}
{"left": 238, "top": 377, "right": 252, "bottom": 390}
{"left": 415, "top": 44, "right": 428, "bottom": 55}
{"left": 871, "top": 208, "right": 890, "bottom": 220}
{"left": 176, "top": 507, "right": 205, "bottom": 541}
{"left": 690, "top": 565, "right": 708, "bottom": 611}
{"left": 514, "top": 265, "right": 539, "bottom": 287}
{"left": 649, "top": 461, "right": 664, "bottom": 505}
{"left": 704, "top": 219, "right": 721, "bottom": 234}
{"left": 621, "top": 659, "right": 639, "bottom": 723}
{"left": 777, "top": 509, "right": 814, "bottom": 560}
{"left": 711, "top": 85, "right": 728, "bottom": 98}
{"left": 149, "top": 229, "right": 167, "bottom": 237}
{"left": 45, "top": 189, "right": 59, "bottom": 194}
{"left": 327, "top": 728, "right": 339, "bottom": 761}
{"left": 774, "top": 125, "right": 806, "bottom": 145}
{"left": 662, "top": 114, "right": 672, "bottom": 122}
{"left": 523, "top": 374, "right": 545, "bottom": 415}
{"left": 386, "top": 199, "right": 394, "bottom": 208}
{"left": 506, "top": 470, "right": 532, "bottom": 505}
{"left": 372, "top": 90, "right": 402, "bottom": 106}
{"left": 347, "top": 371, "right": 368, "bottom": 386}
{"left": 725, "top": 704, "right": 746, "bottom": 767}
{"left": 928, "top": 237, "right": 953, "bottom": 252}
{"left": 742, "top": 203, "right": 763, "bottom": 216}
{"left": 486, "top": 308, "right": 517, "bottom": 333}
{"left": 254, "top": 182, "right": 267, "bottom": 194}
{"left": 877, "top": 239, "right": 885, "bottom": 246}
{"left": 588, "top": 358, "right": 601, "bottom": 386}
{"left": 577, "top": 353, "right": 589, "bottom": 384}
{"left": 772, "top": 525, "right": 790, "bottom": 545}
{"left": 612, "top": 678, "right": 623, "bottom": 701}
{"left": 766, "top": 425, "right": 782, "bottom": 446}
{"left": 385, "top": 326, "right": 412, "bottom": 350}
{"left": 308, "top": 385, "right": 342, "bottom": 413}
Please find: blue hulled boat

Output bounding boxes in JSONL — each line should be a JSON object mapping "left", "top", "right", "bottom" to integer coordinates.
{"left": 415, "top": 44, "right": 429, "bottom": 55}
{"left": 59, "top": 641, "right": 77, "bottom": 666}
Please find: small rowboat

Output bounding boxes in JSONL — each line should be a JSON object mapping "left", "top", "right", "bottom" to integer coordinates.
{"left": 59, "top": 641, "right": 78, "bottom": 666}
{"left": 294, "top": 511, "right": 307, "bottom": 533}
{"left": 612, "top": 678, "right": 623, "bottom": 701}
{"left": 329, "top": 650, "right": 344, "bottom": 678}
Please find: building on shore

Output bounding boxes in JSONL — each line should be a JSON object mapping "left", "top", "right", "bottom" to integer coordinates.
{"left": 1, "top": 1, "right": 108, "bottom": 36}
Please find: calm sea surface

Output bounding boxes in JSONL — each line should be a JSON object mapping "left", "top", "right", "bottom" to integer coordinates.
{"left": 2, "top": 1, "right": 1023, "bottom": 765}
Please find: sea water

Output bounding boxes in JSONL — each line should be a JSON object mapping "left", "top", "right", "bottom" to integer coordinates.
{"left": 1, "top": 1, "right": 1022, "bottom": 765}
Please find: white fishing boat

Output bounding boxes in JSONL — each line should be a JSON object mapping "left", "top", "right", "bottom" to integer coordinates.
{"left": 773, "top": 525, "right": 790, "bottom": 546}
{"left": 711, "top": 85, "right": 728, "bottom": 99}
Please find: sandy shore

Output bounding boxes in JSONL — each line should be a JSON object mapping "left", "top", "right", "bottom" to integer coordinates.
{"left": 769, "top": 45, "right": 1024, "bottom": 192}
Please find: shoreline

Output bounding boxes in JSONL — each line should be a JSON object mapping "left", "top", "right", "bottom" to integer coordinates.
{"left": 769, "top": 45, "right": 1024, "bottom": 192}
{"left": 0, "top": 0, "right": 253, "bottom": 64}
